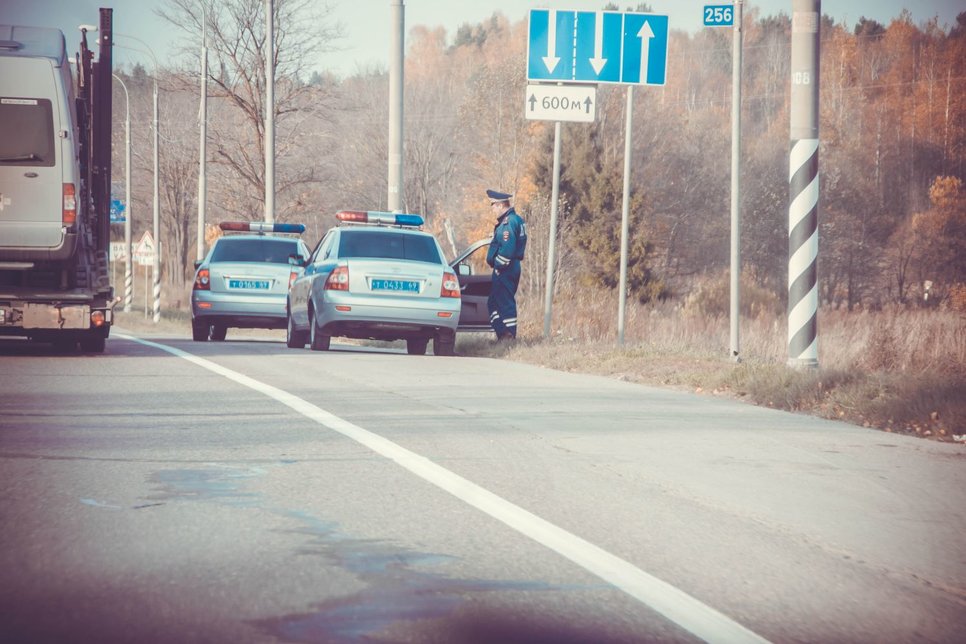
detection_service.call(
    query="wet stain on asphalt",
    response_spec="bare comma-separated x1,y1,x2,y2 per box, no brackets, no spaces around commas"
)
252,508,572,642
145,465,265,506
144,464,577,642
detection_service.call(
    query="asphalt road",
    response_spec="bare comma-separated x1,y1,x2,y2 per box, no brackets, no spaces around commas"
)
1,331,964,643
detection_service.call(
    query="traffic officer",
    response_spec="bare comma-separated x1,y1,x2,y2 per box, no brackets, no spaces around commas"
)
485,189,527,340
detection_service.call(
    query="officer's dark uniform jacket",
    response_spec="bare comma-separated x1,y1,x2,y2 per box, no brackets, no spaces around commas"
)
486,207,527,337
486,208,527,272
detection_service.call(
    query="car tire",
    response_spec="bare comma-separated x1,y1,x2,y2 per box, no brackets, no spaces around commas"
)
406,337,429,355
192,318,210,341
210,324,227,341
286,312,307,349
309,311,330,351
434,330,456,356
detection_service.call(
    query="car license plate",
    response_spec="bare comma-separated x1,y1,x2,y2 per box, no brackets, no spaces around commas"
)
228,279,270,290
371,278,420,293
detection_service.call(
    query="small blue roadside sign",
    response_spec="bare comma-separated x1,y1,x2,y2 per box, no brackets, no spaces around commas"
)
110,199,126,224
527,9,669,86
703,5,735,27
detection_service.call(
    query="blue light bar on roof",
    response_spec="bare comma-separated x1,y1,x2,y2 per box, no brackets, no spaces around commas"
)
335,211,424,227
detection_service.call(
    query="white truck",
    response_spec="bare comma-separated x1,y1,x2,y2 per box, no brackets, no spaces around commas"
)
0,8,115,352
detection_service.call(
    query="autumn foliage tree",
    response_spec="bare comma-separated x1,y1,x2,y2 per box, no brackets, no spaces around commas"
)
114,7,965,313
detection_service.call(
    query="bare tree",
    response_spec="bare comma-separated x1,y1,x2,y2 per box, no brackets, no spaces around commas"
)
157,0,343,218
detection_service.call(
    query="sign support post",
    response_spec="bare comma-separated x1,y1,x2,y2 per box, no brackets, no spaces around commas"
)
729,0,744,362
543,120,562,338
617,86,633,346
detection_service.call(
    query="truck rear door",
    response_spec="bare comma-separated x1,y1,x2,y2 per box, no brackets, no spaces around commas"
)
0,57,64,251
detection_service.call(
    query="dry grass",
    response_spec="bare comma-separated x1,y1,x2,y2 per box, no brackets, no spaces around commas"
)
458,286,966,442
113,291,966,441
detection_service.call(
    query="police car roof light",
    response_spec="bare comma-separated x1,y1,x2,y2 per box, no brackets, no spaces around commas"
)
219,221,305,234
335,211,424,227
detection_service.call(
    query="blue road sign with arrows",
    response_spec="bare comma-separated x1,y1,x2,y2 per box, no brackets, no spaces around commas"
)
527,9,669,86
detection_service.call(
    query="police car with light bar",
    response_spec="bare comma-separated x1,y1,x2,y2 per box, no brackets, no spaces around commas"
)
191,221,310,341
286,211,461,355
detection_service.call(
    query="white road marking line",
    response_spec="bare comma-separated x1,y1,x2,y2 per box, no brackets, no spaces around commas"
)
118,334,770,644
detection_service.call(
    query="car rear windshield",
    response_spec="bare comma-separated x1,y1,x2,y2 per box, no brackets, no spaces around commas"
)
210,238,298,264
0,98,55,167
338,230,442,264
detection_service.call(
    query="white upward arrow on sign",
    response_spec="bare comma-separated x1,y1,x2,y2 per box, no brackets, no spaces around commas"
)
590,11,607,76
637,20,654,83
543,9,560,73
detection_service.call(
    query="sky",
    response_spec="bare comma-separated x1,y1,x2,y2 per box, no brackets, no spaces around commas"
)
1,0,962,77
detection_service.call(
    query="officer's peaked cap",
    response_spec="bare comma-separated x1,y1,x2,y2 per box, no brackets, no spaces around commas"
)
486,189,512,202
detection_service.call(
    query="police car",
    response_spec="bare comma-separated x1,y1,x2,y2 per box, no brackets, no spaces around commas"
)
286,211,461,355
191,221,310,341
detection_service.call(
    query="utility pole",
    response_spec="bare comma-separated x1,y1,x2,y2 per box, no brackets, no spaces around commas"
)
264,0,275,224
112,74,132,313
197,1,208,260
388,0,404,212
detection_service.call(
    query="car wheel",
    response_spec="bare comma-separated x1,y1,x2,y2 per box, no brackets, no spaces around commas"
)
210,324,227,341
286,311,306,349
406,337,429,355
309,311,330,351
191,318,210,341
434,330,456,356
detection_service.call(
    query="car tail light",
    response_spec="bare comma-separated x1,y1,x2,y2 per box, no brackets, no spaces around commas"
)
288,271,298,289
325,266,349,291
194,268,210,290
90,310,106,327
440,272,460,298
63,184,76,225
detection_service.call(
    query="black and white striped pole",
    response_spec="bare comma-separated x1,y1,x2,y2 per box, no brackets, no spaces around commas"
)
787,0,820,368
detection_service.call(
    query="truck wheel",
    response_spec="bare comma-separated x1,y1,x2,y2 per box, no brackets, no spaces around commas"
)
406,337,429,355
192,318,210,341
434,331,456,356
52,338,77,354
79,332,106,353
210,324,227,341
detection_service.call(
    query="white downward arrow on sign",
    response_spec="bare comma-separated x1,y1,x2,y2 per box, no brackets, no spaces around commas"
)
543,9,560,73
637,20,654,83
590,11,607,75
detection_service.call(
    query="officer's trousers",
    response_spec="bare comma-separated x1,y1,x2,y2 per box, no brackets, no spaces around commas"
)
488,261,521,338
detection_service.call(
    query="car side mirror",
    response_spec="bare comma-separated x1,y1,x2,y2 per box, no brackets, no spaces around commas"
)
194,260,203,270
457,263,471,277
289,254,306,267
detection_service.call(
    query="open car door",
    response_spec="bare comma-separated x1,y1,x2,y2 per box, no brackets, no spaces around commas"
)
450,239,492,331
